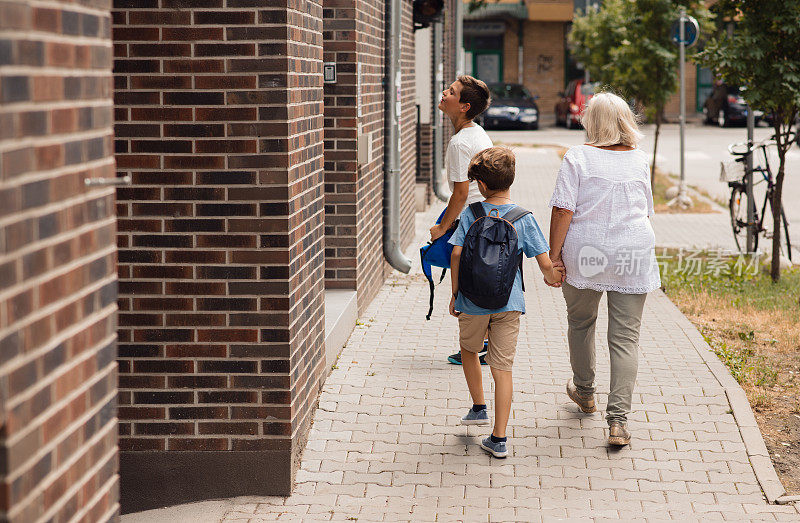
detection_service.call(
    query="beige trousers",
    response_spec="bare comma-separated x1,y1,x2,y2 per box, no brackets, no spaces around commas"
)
562,281,647,425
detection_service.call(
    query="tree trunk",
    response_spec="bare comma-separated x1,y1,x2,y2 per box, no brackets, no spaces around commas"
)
770,126,789,282
651,110,662,186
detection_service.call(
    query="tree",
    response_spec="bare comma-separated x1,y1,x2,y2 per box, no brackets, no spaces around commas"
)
697,0,800,282
569,0,711,184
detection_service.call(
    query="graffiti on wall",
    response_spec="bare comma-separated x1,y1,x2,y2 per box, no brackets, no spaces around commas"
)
537,54,554,74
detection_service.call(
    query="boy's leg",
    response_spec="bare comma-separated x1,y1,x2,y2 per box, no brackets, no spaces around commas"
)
562,282,603,395
490,366,512,438
458,313,490,405
483,311,521,438
605,291,647,426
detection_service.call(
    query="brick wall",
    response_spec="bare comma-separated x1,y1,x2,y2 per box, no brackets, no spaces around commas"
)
417,123,433,188
0,1,119,522
518,21,566,124
352,0,387,311
503,21,520,84
112,0,326,511
397,0,417,252
322,0,358,289
440,0,457,155
664,61,698,119
324,0,418,313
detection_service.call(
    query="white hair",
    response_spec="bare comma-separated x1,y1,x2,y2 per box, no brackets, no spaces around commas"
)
582,92,643,147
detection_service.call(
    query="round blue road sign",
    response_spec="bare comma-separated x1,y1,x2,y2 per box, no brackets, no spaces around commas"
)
671,15,699,47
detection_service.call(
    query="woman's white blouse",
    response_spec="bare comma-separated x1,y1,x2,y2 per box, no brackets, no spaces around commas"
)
549,144,662,294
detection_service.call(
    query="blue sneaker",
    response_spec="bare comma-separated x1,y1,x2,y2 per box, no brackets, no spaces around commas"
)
460,408,490,425
480,436,508,458
447,352,487,365
447,340,489,365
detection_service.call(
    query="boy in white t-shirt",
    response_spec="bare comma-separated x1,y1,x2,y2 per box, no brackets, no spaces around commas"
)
431,75,493,365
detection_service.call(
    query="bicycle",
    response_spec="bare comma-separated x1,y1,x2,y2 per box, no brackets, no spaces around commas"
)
720,134,793,261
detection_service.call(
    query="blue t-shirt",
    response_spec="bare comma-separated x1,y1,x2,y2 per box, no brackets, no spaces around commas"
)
448,202,549,315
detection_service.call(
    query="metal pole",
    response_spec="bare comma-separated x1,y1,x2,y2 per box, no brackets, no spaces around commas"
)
746,103,756,253
678,9,687,204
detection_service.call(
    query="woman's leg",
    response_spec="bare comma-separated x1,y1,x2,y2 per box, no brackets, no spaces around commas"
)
605,291,647,425
562,282,603,394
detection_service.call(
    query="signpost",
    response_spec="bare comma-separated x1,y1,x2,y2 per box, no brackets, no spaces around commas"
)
667,10,699,209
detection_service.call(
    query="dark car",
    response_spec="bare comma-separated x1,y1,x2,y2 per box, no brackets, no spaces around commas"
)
703,84,763,127
480,83,540,130
555,79,597,129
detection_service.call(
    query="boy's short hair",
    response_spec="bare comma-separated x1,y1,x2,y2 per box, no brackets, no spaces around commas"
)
468,147,515,191
457,75,491,120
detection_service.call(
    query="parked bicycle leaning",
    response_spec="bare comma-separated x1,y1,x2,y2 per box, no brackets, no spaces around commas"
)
720,133,794,260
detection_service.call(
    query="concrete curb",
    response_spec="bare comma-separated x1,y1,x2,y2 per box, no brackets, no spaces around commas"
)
120,499,234,522
656,290,791,505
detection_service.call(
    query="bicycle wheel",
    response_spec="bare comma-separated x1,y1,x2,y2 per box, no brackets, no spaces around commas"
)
729,184,758,253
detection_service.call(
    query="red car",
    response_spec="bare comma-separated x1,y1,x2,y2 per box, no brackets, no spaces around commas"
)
555,80,597,129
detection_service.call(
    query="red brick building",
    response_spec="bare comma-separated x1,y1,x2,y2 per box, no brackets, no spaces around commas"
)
0,1,119,521
1,0,459,518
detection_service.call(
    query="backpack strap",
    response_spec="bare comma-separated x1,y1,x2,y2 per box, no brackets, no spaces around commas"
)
469,202,486,220
501,206,530,292
425,268,448,321
502,206,531,223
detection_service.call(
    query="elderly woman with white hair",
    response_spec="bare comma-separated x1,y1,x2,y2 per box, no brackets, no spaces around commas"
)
547,92,661,446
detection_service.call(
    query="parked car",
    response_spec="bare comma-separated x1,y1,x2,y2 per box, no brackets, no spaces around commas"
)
703,84,763,127
555,79,597,129
480,83,540,130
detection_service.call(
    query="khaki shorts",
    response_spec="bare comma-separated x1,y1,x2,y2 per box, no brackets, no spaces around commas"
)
458,311,522,372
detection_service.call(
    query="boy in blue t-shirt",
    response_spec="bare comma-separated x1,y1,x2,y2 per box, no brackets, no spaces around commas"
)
448,146,564,458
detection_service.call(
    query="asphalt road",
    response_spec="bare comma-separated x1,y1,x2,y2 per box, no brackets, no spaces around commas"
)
488,122,800,255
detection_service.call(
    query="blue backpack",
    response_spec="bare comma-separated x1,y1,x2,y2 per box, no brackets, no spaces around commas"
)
459,203,531,310
420,210,458,320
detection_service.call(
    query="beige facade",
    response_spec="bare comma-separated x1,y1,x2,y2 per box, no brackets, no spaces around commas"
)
464,0,572,124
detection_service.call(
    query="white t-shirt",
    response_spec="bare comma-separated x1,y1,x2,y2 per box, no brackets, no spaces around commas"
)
549,144,661,294
445,124,493,205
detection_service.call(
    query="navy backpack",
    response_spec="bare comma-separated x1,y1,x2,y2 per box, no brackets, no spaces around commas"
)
458,203,531,310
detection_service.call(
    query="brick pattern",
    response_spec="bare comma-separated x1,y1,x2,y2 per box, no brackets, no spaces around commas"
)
0,1,119,522
397,0,417,247
504,21,566,124
112,0,325,470
440,0,457,152
664,61,698,119
322,0,359,290
417,122,433,188
324,0,418,312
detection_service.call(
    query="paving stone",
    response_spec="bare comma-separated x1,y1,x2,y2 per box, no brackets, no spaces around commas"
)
221,148,785,522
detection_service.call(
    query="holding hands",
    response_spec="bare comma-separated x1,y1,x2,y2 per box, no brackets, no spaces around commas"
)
544,257,566,288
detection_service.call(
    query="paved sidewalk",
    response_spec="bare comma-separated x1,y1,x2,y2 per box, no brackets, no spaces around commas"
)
213,148,799,521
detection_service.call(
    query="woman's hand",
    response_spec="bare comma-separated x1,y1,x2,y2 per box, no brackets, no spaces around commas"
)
449,295,460,317
544,258,566,288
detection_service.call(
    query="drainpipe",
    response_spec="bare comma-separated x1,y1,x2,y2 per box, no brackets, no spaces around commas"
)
431,21,448,202
384,0,412,273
